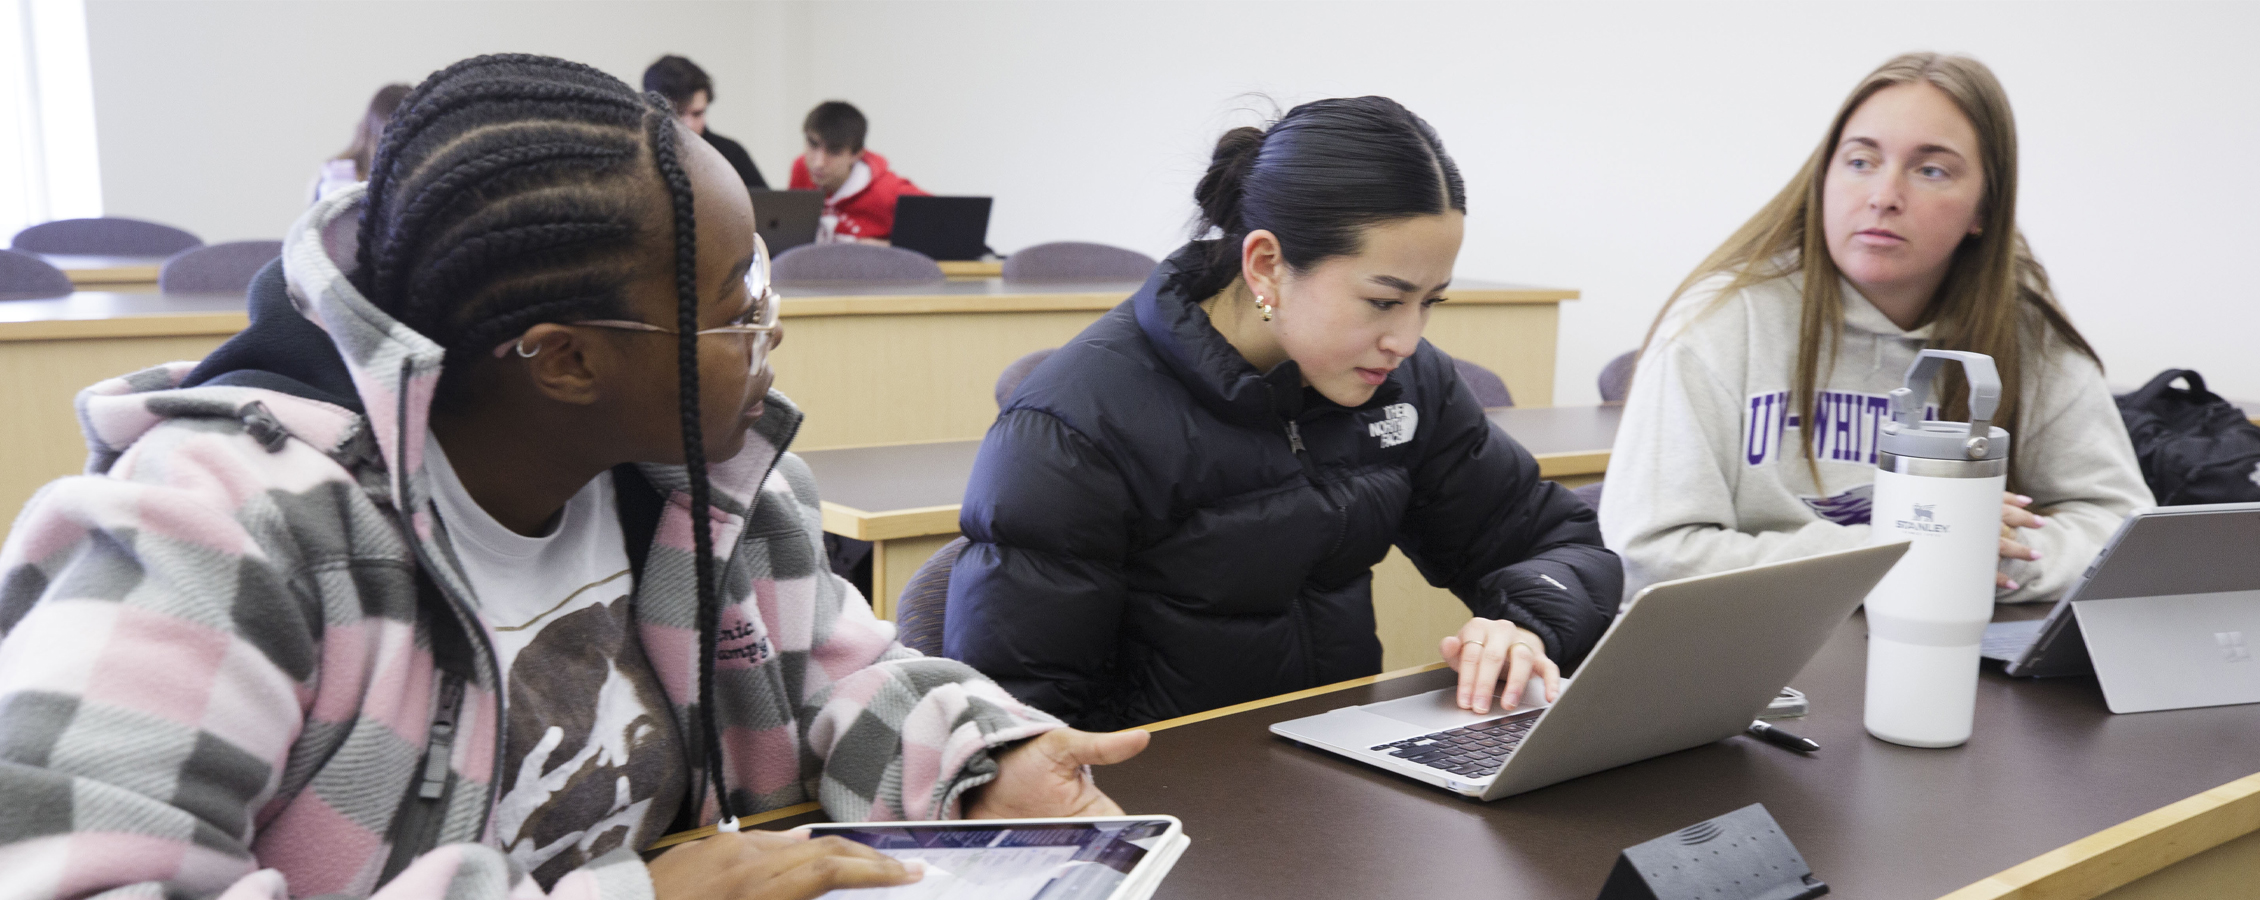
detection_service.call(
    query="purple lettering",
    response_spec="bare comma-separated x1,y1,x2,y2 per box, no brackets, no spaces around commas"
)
1747,394,1774,465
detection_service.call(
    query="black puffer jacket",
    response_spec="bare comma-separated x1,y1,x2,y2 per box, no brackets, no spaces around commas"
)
945,244,1622,731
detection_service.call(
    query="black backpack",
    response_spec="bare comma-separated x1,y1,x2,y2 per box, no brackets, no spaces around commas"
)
2114,370,2260,505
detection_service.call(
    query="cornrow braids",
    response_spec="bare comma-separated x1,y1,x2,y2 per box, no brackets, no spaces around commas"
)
356,54,736,821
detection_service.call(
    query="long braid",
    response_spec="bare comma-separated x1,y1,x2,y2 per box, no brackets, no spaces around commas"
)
645,92,730,822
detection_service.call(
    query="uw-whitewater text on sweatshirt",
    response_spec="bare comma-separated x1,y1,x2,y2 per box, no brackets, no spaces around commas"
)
1598,269,2153,604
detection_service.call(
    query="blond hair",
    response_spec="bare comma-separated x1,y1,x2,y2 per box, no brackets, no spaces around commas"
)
1641,52,2097,490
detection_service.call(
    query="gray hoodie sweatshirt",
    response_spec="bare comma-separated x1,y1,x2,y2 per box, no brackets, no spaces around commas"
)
1598,270,2153,604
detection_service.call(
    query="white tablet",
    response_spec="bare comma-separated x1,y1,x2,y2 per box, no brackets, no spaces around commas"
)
807,815,1189,900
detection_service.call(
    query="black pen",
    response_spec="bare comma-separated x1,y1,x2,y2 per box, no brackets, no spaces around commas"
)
1747,720,1821,753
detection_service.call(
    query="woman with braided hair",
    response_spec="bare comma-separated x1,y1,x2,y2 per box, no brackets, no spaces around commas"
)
0,54,1141,899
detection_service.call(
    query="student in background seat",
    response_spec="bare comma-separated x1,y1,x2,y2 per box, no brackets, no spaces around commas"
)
789,100,929,244
311,82,408,202
643,54,770,190
947,97,1621,733
0,54,1141,900
1600,52,2151,605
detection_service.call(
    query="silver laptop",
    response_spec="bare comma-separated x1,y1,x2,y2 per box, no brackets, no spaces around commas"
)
1983,502,2260,713
1271,541,1910,800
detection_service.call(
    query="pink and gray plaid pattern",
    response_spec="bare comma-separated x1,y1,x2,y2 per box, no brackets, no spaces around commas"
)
0,187,1058,899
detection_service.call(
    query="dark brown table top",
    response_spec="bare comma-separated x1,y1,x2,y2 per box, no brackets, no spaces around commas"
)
754,603,2260,898
1488,403,1624,458
1097,605,2260,899
800,440,984,512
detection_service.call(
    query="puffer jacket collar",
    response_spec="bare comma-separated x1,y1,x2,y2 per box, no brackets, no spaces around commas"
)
1133,241,1403,427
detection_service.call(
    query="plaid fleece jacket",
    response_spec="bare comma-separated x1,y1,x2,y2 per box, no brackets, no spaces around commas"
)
0,187,1060,899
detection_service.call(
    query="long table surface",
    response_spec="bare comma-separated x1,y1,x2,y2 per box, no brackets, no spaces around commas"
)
801,404,1623,535
38,253,169,285
762,604,2260,899
0,279,1577,337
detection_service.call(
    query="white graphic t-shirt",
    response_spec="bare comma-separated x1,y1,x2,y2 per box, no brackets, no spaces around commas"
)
424,435,685,885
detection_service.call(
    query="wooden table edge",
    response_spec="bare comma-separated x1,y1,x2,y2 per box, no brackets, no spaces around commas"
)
1535,450,1611,479
0,311,250,341
1937,768,2260,900
63,266,162,285
820,501,961,542
1135,660,1451,733
776,286,1574,318
644,661,1449,853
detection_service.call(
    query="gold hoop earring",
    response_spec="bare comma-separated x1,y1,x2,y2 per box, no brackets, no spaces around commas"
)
1254,294,1274,322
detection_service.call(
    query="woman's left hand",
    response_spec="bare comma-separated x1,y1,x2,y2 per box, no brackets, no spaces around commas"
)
1998,491,2047,591
965,728,1150,819
1440,618,1560,714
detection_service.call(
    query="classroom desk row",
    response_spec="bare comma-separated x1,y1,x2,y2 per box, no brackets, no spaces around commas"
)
35,254,994,287
803,404,1623,669
0,278,1574,549
709,600,2260,899
33,253,169,290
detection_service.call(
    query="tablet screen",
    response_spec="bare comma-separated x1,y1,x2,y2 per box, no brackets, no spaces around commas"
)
813,819,1172,900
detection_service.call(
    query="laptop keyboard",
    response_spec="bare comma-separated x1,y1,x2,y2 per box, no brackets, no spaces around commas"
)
1982,620,2045,660
1370,714,1537,779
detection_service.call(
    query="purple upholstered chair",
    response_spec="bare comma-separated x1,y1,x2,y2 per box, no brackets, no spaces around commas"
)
1001,242,1157,282
1598,350,1638,403
773,243,944,284
0,249,76,298
995,347,1059,409
12,217,203,256
1454,358,1514,408
159,241,283,294
895,536,971,656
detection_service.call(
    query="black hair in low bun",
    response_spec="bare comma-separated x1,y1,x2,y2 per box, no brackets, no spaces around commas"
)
1182,96,1465,300
1194,126,1266,242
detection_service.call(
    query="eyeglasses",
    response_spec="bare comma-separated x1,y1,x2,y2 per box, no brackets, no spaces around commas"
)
492,234,781,376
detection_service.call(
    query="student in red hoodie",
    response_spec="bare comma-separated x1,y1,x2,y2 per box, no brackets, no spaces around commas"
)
788,101,930,243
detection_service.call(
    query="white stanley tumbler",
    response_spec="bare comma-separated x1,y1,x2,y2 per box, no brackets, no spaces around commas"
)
1864,349,2009,748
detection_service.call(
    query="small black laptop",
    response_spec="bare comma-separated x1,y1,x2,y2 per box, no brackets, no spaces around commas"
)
891,195,992,261
748,189,824,253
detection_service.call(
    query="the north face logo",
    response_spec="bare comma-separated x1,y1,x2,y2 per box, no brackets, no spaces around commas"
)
1369,403,1418,448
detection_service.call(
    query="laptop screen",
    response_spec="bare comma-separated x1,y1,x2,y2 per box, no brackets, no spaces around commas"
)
892,195,993,261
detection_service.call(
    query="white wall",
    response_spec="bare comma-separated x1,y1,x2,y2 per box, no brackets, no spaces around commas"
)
84,0,2260,404
788,0,2260,405
83,0,810,242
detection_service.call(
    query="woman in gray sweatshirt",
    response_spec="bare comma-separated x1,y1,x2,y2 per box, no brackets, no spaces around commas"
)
1600,52,2152,605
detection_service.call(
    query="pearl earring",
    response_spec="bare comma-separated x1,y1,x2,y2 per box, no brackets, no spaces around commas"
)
1254,293,1274,322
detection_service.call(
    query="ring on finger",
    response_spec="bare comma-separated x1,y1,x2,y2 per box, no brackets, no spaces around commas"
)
1463,639,1486,648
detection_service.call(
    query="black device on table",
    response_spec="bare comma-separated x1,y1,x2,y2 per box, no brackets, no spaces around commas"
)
890,195,993,261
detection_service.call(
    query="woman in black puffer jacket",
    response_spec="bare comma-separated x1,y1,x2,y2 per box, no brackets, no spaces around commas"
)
946,97,1622,732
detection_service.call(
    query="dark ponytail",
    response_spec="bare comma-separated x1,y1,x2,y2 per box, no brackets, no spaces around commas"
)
1182,96,1466,300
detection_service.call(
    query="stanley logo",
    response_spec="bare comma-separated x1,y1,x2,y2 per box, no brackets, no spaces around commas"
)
1894,503,1950,534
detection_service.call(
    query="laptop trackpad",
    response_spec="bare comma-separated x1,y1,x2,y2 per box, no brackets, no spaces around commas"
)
1363,681,1552,731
